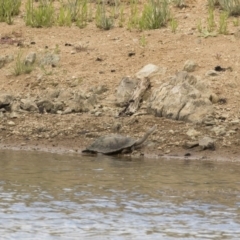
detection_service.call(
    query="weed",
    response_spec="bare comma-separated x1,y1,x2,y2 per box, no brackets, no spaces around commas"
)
0,0,21,24
12,52,34,76
139,0,170,30
218,11,228,34
76,0,88,28
25,0,55,28
95,1,114,30
170,17,178,33
219,0,240,16
57,5,72,26
197,19,203,33
127,0,139,30
140,34,147,47
207,8,215,32
118,4,125,27
172,0,186,8
233,17,240,26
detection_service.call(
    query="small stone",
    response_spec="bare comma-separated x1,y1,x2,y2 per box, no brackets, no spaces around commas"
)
186,129,201,138
7,121,15,126
199,136,215,150
183,141,199,149
25,52,36,66
183,60,197,72
205,70,219,76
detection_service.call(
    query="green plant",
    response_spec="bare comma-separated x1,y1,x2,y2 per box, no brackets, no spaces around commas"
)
25,0,55,27
76,0,88,28
0,0,21,24
218,11,228,34
57,5,72,26
12,52,34,76
118,4,125,27
95,1,114,30
127,0,139,30
207,8,215,32
170,17,178,33
233,17,240,26
140,34,147,47
197,19,203,33
219,0,240,16
207,0,220,8
138,0,170,30
172,0,186,8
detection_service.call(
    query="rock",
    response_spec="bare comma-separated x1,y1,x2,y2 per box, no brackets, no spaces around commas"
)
205,70,219,76
25,52,36,66
183,141,199,149
20,99,39,112
210,93,219,103
0,93,14,109
37,99,54,113
186,128,201,138
39,53,60,66
147,71,214,123
0,55,14,68
115,77,138,106
183,60,197,72
7,121,15,126
211,126,226,136
199,136,215,150
135,63,166,80
91,85,108,95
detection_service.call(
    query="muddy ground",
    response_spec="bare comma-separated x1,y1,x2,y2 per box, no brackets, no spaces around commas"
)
0,0,240,161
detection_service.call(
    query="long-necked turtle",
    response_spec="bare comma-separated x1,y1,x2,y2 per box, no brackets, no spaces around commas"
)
82,125,156,155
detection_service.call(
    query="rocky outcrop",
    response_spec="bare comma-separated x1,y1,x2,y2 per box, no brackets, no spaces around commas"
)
147,71,214,123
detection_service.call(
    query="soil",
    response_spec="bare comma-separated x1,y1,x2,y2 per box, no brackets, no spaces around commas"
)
0,0,240,161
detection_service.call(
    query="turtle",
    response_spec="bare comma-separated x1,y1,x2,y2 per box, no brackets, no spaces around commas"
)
82,125,156,155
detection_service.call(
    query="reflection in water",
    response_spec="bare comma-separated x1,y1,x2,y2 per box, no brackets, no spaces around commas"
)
0,150,240,239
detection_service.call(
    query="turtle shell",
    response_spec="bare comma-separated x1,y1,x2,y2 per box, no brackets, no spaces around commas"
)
83,134,136,154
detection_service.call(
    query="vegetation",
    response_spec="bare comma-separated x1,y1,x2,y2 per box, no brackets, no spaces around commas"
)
12,52,34,76
0,0,21,24
208,0,240,16
25,0,55,27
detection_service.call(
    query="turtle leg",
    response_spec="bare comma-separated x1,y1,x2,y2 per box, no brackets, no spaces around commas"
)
121,147,132,154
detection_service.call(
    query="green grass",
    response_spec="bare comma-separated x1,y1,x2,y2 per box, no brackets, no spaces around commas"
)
0,0,21,24
25,0,55,27
139,0,170,30
12,52,34,76
95,1,114,30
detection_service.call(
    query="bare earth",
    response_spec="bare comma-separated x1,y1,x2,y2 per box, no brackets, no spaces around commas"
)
0,0,240,161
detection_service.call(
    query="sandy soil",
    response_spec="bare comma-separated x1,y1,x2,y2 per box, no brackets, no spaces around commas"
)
0,0,240,160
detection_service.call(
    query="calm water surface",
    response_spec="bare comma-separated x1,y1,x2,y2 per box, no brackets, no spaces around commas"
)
0,150,240,239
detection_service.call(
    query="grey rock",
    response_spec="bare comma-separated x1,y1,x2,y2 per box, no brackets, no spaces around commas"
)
37,99,54,113
116,76,138,106
183,141,199,149
199,136,215,150
91,85,108,95
39,53,60,66
25,52,36,66
205,70,219,76
20,99,39,112
4,55,14,63
183,60,197,72
186,128,201,138
211,126,226,136
135,63,166,80
147,71,214,123
0,93,14,108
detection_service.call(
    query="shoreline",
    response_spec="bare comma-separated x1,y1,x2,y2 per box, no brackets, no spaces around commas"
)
1,135,239,162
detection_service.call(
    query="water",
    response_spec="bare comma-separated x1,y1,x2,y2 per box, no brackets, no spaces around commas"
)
0,150,240,239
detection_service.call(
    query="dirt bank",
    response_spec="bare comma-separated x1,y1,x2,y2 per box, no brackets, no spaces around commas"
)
0,1,240,160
